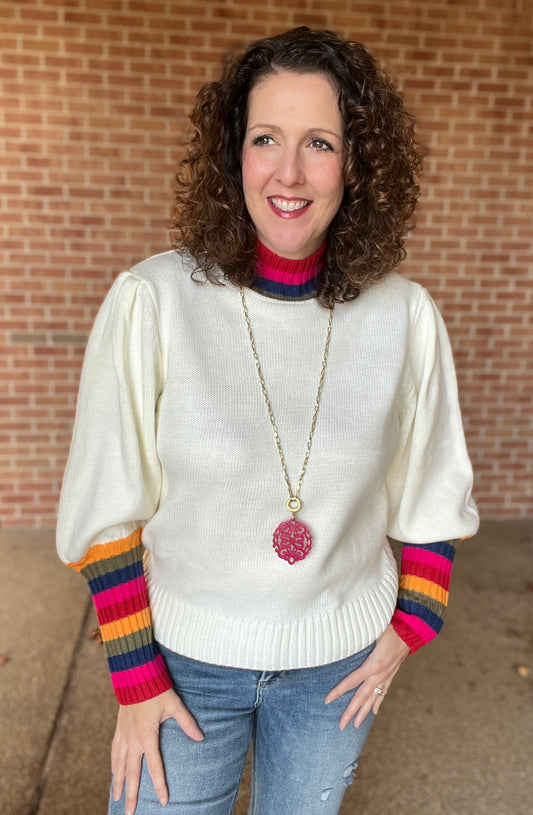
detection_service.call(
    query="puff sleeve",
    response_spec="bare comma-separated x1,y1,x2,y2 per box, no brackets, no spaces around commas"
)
56,272,172,704
386,286,479,544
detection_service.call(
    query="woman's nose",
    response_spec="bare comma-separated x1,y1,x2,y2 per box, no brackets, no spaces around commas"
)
275,147,305,186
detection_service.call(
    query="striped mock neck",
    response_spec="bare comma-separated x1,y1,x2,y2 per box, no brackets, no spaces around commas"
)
250,241,326,301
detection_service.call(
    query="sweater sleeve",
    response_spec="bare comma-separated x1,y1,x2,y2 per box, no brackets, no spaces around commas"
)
57,272,172,704
386,287,479,543
391,539,456,653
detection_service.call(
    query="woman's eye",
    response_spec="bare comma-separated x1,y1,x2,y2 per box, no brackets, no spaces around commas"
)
252,135,275,146
310,138,334,151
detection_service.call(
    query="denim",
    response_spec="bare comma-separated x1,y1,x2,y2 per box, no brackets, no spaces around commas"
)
108,642,376,815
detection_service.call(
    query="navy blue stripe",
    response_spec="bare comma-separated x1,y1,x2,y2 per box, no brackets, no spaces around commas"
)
252,275,316,297
107,642,162,674
87,561,143,595
406,541,456,562
396,599,444,634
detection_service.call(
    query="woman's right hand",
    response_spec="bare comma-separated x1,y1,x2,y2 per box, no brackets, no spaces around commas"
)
111,687,204,815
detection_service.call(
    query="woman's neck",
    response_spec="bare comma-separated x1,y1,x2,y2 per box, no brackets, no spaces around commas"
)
251,241,326,301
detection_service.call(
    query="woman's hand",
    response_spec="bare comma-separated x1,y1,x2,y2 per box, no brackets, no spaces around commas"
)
325,625,410,730
111,688,204,815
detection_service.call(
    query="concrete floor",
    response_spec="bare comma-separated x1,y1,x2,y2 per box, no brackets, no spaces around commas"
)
0,520,532,815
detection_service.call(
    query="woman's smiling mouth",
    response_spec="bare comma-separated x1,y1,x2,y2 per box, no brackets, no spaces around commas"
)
268,197,312,217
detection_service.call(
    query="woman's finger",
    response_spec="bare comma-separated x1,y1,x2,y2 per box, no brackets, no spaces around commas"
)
123,750,143,815
169,696,204,742
142,731,169,807
111,732,127,802
325,667,364,705
326,627,410,721
338,679,377,729
330,662,396,728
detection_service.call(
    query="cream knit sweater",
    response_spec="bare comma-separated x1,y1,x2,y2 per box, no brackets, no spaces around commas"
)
57,250,479,671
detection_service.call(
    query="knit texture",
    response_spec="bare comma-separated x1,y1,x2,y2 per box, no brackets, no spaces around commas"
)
57,250,478,689
68,528,172,704
251,240,325,300
391,540,456,653
252,244,461,655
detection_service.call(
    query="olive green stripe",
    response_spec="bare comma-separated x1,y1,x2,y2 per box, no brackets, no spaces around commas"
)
397,588,447,619
103,625,154,659
80,543,144,581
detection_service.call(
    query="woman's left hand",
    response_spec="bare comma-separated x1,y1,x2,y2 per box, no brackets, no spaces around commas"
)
325,625,410,730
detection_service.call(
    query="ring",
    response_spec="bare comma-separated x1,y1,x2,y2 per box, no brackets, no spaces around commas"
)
373,686,385,697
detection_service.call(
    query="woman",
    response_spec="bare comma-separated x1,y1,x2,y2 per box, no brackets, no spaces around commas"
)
57,27,479,815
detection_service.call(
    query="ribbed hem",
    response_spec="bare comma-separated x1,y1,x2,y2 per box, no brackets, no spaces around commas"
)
148,569,399,671
112,653,173,705
391,609,437,654
71,529,173,705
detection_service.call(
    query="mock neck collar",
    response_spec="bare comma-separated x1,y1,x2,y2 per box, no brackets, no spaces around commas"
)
250,241,326,301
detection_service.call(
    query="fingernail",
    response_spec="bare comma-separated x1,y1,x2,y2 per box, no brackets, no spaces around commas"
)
159,797,167,806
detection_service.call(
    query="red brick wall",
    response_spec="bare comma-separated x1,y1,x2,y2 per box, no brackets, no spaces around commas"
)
1,0,532,527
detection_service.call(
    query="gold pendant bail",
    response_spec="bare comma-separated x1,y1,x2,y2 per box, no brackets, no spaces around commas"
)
287,496,301,515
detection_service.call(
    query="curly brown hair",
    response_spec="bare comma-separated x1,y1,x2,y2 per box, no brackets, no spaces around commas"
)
172,27,423,307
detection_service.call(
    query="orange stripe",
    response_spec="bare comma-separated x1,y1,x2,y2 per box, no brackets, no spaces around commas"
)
400,574,449,606
67,527,143,572
99,607,152,643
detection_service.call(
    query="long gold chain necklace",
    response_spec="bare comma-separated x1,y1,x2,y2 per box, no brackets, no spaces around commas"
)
240,288,333,564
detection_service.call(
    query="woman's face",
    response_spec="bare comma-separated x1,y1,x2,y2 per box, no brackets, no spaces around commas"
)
242,70,345,259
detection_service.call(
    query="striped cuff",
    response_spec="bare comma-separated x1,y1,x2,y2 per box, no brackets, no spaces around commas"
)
68,528,172,705
391,540,456,654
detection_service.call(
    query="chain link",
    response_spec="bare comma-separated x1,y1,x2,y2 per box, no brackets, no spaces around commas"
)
240,288,333,512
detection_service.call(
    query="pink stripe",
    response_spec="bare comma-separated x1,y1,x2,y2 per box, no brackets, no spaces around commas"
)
92,576,146,611
111,654,167,690
403,548,453,577
256,240,325,284
393,610,436,644
258,262,318,285
401,550,452,589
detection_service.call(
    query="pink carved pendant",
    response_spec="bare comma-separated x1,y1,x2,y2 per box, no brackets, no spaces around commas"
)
273,517,312,564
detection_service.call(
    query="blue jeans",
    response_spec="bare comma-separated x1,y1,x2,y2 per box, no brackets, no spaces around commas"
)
108,642,376,815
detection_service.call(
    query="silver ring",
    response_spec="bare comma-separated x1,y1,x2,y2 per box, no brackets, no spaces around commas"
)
373,686,385,697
